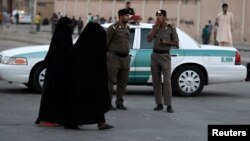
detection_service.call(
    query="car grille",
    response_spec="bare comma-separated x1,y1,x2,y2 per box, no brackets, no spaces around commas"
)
0,55,2,63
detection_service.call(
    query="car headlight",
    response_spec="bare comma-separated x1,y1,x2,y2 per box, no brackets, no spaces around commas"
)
1,56,28,65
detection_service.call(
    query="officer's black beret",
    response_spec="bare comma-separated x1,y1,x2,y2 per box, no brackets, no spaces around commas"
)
118,9,130,16
125,0,131,4
156,9,167,16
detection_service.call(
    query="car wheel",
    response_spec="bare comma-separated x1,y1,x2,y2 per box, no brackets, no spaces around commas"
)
172,66,205,97
32,64,46,93
24,82,34,89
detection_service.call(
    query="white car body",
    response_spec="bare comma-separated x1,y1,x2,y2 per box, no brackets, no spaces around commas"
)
0,45,48,83
11,10,32,24
0,23,247,96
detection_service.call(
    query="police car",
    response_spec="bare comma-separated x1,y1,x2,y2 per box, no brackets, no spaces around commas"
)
0,23,247,96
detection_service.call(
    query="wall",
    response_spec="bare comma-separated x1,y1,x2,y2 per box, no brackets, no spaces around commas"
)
54,0,250,43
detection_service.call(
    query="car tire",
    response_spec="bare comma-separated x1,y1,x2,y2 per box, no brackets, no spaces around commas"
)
31,64,46,94
24,82,34,90
172,66,205,97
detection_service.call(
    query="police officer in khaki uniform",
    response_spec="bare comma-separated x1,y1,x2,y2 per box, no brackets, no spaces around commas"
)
147,10,179,113
106,9,131,110
125,0,135,15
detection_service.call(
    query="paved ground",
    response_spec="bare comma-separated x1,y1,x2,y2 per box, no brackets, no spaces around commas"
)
0,81,250,141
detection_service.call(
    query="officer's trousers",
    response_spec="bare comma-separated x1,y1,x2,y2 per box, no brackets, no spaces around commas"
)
151,53,172,106
107,53,130,106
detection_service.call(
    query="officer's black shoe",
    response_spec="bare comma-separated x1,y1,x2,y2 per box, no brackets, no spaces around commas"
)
110,105,117,110
154,104,163,111
166,106,174,113
116,105,127,110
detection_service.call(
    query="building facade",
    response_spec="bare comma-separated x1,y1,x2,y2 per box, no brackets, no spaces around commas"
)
0,0,54,22
54,0,250,43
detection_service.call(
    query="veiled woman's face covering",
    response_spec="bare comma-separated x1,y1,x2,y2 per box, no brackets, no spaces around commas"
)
75,22,106,52
55,17,73,35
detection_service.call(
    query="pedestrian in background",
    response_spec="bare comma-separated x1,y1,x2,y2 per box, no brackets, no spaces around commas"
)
15,11,19,24
125,0,135,15
71,16,77,35
3,11,10,28
77,17,84,35
202,25,210,44
100,17,107,24
147,9,179,113
106,9,131,110
246,62,250,82
57,12,62,19
35,13,42,32
50,13,59,35
147,17,155,24
213,21,219,45
207,20,213,44
87,13,93,23
0,11,2,26
94,14,101,24
216,3,234,46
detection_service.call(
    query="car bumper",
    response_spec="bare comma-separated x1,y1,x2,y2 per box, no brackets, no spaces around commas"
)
208,65,247,84
0,64,31,83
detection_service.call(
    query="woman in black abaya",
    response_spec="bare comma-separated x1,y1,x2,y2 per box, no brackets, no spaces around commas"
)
35,17,73,126
67,22,113,130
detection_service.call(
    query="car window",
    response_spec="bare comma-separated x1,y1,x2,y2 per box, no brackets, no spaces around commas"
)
129,28,135,49
177,29,200,48
140,28,153,49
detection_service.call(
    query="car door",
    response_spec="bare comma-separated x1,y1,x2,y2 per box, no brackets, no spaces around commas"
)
134,28,184,83
128,27,138,82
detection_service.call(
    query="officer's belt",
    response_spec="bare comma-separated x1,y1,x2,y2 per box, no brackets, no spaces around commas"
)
153,49,170,54
110,52,129,57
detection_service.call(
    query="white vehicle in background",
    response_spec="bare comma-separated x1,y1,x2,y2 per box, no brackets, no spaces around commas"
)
0,23,247,96
11,10,32,24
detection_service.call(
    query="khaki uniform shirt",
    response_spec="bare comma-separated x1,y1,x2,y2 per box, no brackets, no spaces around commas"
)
153,24,179,51
106,22,130,55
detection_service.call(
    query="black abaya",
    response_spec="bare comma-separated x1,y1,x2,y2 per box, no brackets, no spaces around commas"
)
67,22,111,125
35,17,73,125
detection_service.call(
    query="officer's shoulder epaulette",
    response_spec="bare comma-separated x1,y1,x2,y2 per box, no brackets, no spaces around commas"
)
112,23,119,30
167,24,175,29
126,24,130,30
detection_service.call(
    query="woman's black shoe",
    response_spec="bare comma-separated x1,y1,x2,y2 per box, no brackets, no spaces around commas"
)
98,124,114,130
